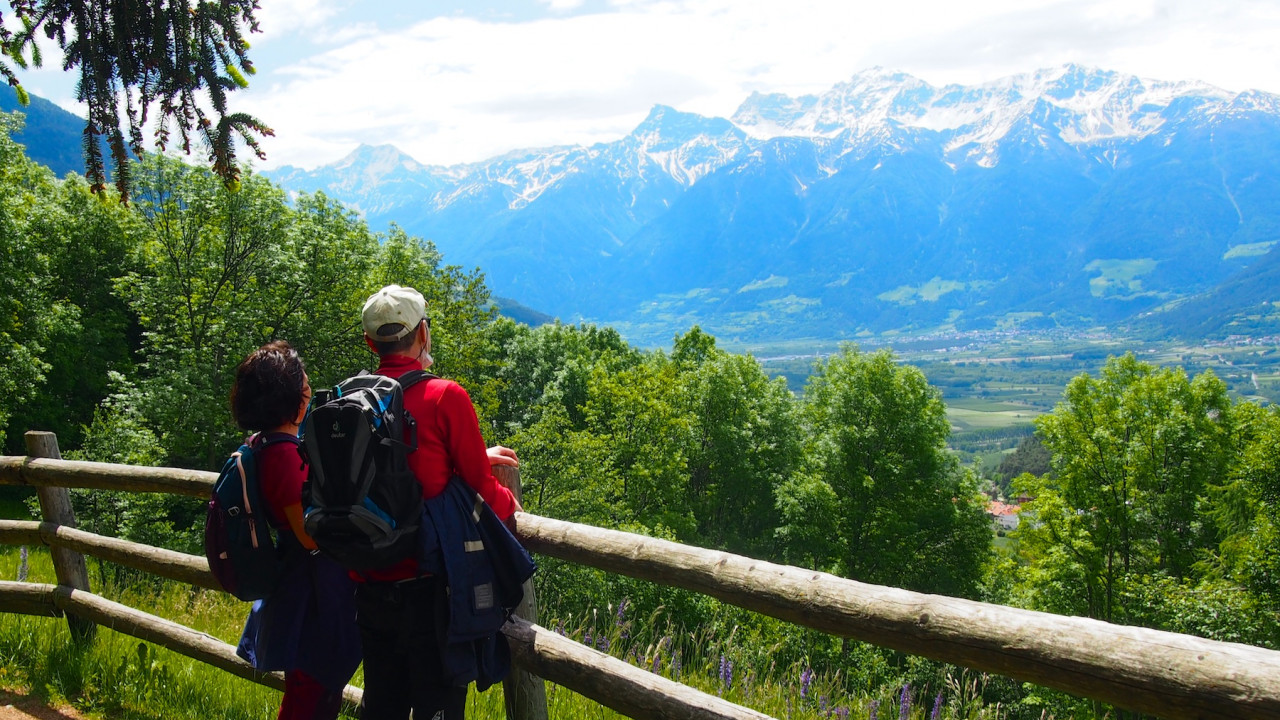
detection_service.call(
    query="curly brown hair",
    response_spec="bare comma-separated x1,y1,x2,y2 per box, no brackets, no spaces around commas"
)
230,341,307,432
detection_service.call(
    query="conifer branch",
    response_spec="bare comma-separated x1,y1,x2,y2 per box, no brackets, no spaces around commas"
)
0,0,270,202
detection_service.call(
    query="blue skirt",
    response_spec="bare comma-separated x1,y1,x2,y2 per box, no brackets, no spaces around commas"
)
236,553,362,692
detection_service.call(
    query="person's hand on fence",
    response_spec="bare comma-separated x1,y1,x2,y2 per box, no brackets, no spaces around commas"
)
487,445,519,467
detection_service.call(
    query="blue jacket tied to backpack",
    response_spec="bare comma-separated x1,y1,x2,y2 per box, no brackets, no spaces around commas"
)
417,476,537,689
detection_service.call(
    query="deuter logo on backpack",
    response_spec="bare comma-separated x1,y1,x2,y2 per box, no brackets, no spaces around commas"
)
301,370,433,570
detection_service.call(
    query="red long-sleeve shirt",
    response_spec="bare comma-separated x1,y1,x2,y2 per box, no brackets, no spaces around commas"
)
360,354,517,581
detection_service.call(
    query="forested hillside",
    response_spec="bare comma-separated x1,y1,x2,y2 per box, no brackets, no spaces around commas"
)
3,110,1279,719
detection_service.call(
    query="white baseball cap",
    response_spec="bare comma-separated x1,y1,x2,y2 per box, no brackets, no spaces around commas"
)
362,285,427,341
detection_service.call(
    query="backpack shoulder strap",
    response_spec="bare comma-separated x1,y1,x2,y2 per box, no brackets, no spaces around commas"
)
398,370,439,391
255,432,301,449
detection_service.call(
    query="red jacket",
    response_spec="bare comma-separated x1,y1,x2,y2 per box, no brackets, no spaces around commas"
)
361,354,517,581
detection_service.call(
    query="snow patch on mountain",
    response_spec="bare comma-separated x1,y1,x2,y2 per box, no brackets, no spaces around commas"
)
730,64,1264,167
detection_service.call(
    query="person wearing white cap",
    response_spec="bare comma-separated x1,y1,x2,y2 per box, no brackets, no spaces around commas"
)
352,284,521,720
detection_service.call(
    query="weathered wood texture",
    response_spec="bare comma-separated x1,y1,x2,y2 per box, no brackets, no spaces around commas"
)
6,449,1280,718
0,581,60,617
503,617,772,720
0,582,365,714
515,513,1280,720
492,465,549,720
0,455,215,498
0,520,218,590
26,433,95,640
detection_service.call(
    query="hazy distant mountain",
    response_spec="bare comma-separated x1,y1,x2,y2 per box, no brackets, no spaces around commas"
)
265,65,1280,343
0,85,91,178
1133,245,1280,339
0,85,126,181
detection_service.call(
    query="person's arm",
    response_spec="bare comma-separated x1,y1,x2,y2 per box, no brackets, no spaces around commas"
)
259,444,319,550
281,503,318,551
436,383,520,518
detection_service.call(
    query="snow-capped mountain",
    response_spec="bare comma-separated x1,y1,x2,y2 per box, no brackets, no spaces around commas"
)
265,65,1280,343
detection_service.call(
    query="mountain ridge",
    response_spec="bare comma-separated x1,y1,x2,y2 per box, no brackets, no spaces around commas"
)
5,67,1276,345
262,64,1280,344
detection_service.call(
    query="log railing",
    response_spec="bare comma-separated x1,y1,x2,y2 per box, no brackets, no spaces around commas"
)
3,431,1280,719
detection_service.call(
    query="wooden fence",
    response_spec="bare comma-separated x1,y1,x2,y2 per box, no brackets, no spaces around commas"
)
2,430,1280,720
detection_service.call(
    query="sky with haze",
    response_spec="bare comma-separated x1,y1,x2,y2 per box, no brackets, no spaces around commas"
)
10,0,1280,170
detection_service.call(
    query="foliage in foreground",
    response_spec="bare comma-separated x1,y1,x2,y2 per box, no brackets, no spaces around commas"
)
0,547,1029,720
4,115,1280,719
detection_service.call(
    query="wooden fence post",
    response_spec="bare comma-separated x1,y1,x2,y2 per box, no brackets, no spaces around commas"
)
25,431,96,641
492,464,549,720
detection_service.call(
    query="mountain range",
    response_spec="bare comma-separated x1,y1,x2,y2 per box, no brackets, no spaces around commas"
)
265,65,1280,345
7,67,1279,345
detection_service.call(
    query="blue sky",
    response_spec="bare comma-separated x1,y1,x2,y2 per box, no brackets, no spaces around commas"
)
11,0,1280,170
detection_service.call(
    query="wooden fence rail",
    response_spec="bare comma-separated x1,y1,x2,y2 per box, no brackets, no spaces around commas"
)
5,447,1280,719
0,522,768,720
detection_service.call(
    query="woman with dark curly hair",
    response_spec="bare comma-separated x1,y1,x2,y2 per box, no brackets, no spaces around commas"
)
230,341,361,720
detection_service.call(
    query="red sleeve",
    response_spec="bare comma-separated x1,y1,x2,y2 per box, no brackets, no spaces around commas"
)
435,382,518,519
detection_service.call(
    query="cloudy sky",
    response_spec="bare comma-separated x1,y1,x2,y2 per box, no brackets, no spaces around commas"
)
12,0,1280,170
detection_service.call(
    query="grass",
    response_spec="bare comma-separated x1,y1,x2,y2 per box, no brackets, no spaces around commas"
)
1084,258,1158,298
946,407,1040,431
0,543,1030,720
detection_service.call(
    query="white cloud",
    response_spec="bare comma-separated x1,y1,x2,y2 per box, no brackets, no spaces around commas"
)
238,0,1280,170
538,0,588,11
254,0,345,41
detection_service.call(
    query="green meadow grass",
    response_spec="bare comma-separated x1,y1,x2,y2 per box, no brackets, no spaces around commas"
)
0,544,1025,719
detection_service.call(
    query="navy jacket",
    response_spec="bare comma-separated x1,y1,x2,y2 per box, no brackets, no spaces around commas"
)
418,476,537,689
236,551,362,691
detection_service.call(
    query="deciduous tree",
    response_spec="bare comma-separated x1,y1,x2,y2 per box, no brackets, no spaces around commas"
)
784,345,991,596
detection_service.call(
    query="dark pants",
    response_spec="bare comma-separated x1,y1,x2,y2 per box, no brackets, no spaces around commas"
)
355,576,467,720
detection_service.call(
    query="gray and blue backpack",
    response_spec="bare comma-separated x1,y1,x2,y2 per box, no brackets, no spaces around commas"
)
300,370,432,571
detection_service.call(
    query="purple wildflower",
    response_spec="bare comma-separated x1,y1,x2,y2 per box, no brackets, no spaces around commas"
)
930,692,944,720
583,630,593,646
899,683,912,720
800,667,814,700
716,655,733,695
616,597,629,624
819,695,828,715
673,652,682,680
836,708,850,720
868,700,881,720
650,651,661,674
786,696,793,720
596,635,610,653
554,619,565,636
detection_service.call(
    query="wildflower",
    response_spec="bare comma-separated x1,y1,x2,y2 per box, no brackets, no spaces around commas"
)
583,630,593,647
650,651,661,674
719,655,733,691
930,692,944,720
616,597,629,624
554,619,565,636
868,700,881,720
786,696,793,720
800,666,814,700
596,635,610,653
836,708,850,720
899,683,912,720
820,695,828,715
